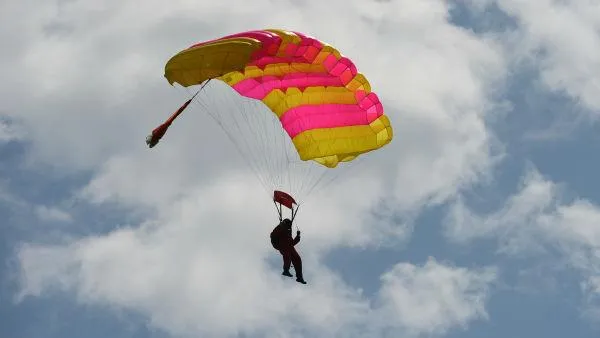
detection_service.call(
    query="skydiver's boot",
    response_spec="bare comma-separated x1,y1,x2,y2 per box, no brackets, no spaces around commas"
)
295,270,306,284
282,270,293,277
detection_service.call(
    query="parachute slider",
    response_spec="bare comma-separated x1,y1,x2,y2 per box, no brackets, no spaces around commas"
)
274,190,296,209
273,190,299,222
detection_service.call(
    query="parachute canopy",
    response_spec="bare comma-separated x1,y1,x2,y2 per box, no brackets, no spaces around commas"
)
163,29,393,168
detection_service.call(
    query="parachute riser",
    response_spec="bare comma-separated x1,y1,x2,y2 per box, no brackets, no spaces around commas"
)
272,200,299,224
274,200,283,222
291,204,300,223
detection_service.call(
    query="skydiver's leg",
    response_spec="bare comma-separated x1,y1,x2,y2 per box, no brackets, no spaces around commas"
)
290,247,305,283
279,247,293,277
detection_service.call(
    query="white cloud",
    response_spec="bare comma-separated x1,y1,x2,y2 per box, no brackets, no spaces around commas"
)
466,0,600,115
0,119,24,143
373,257,497,336
444,166,600,316
353,0,507,212
444,168,559,253
35,205,73,223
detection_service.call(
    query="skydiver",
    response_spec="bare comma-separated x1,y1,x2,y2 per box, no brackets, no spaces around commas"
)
270,218,306,284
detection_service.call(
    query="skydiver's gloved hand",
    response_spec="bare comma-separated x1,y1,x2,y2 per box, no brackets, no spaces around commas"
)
297,230,301,236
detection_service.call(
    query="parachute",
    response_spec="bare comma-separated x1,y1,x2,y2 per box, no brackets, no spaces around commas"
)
148,29,393,215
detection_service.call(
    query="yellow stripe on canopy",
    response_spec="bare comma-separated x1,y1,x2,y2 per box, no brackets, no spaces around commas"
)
292,115,393,167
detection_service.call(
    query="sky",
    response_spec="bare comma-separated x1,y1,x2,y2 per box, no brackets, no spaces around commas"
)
1,0,600,337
